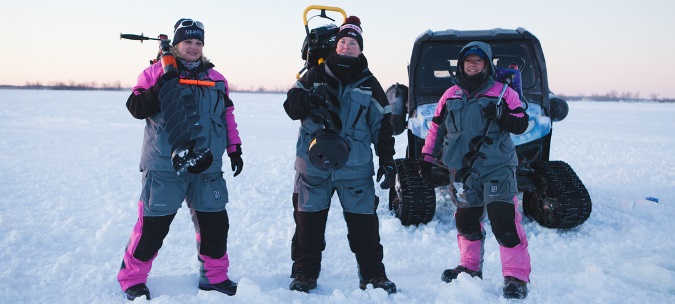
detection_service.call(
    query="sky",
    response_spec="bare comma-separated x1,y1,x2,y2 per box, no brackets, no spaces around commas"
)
3,0,675,98
1,89,674,303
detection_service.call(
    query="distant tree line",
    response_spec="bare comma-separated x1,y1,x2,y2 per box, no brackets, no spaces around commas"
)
558,90,674,103
2,82,674,101
1,81,127,91
227,84,289,93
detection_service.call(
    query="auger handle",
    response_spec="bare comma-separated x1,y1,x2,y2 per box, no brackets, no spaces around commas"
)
302,5,347,36
120,33,161,42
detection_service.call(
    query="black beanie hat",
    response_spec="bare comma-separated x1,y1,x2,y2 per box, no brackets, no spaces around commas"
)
336,16,363,50
172,18,205,46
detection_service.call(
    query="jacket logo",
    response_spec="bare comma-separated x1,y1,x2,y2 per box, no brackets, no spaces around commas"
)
214,190,221,200
490,185,498,196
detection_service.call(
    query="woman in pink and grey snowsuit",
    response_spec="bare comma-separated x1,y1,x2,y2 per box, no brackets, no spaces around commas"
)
117,18,242,300
418,41,531,299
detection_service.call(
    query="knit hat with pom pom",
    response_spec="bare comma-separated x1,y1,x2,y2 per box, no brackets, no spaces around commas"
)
336,16,363,50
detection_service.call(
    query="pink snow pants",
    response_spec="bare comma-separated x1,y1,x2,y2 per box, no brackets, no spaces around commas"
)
117,201,230,291
456,196,531,282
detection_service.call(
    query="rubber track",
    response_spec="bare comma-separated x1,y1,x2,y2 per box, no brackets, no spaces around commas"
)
526,160,592,228
389,159,436,226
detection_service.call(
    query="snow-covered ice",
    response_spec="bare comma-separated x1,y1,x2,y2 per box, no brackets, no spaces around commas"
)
0,89,673,303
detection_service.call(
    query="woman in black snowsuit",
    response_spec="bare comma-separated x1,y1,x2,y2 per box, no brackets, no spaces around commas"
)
283,16,397,294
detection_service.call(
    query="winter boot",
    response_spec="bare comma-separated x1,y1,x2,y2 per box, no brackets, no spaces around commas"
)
289,275,317,293
441,265,483,283
124,283,150,301
359,275,397,294
199,279,237,296
503,276,528,299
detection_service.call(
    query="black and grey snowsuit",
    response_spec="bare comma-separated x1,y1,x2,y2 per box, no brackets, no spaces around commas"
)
283,52,395,282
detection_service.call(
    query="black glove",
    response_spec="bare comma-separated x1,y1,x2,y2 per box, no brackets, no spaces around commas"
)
418,159,433,181
161,68,179,84
228,145,243,177
307,84,333,109
482,101,502,120
376,158,396,189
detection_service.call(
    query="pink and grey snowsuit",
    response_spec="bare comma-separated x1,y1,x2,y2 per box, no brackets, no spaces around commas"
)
421,41,531,282
117,60,241,291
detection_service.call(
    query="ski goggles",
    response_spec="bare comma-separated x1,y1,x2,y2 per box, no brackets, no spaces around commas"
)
175,19,204,32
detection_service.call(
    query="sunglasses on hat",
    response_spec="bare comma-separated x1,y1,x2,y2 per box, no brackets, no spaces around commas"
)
175,19,204,32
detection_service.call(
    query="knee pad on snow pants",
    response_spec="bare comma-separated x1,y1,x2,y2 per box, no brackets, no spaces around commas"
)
195,210,230,259
455,206,484,241
291,193,329,278
487,202,520,248
134,213,176,262
344,211,385,280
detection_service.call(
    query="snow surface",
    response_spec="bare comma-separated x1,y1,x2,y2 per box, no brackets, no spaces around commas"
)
0,89,674,303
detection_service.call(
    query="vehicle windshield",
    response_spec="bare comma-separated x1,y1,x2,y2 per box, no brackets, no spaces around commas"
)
416,42,538,92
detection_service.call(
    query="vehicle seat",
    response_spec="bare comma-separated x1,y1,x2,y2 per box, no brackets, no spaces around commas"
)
432,60,453,78
425,59,454,89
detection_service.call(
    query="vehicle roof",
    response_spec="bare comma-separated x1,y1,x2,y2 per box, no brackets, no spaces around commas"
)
414,27,539,44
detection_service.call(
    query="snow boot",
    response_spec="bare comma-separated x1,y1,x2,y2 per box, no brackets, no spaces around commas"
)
503,276,528,299
441,265,483,283
199,279,237,296
125,283,150,301
359,275,397,294
289,275,317,293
